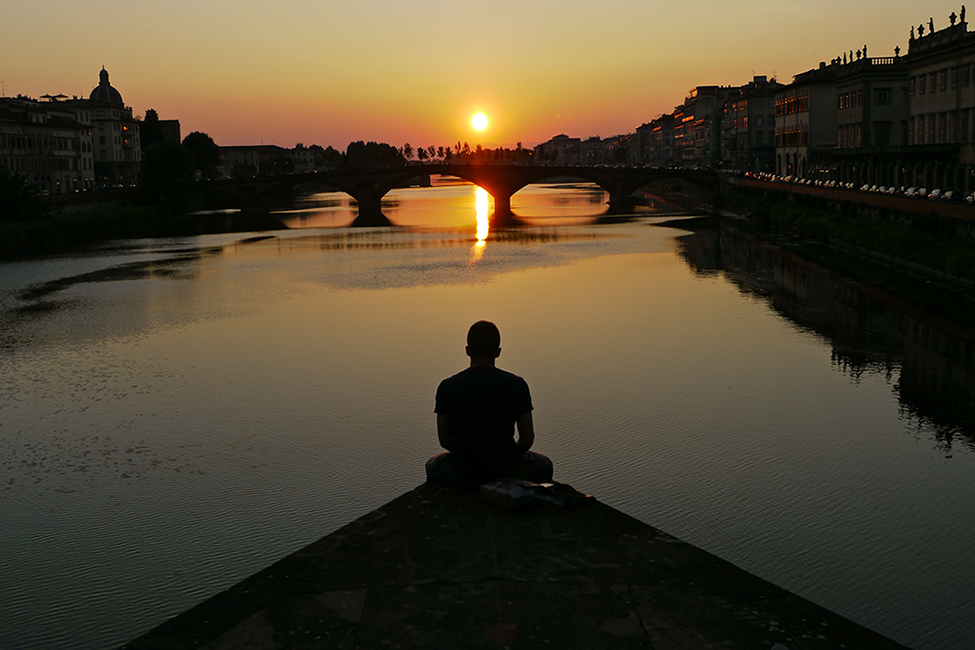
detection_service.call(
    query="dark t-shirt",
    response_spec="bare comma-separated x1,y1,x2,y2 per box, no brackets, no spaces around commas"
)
435,366,533,479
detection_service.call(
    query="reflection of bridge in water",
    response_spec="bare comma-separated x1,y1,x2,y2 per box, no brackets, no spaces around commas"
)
200,164,718,226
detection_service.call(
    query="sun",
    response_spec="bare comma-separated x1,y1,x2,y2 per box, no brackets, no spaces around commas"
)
471,113,488,131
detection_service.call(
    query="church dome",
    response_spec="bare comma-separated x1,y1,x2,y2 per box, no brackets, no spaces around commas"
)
89,67,124,106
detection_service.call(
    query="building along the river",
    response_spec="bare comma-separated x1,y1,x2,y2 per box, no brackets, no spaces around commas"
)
775,63,839,180
903,10,975,191
832,52,910,187
0,94,95,194
87,68,141,188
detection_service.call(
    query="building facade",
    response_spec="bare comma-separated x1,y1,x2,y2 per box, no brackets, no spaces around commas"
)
220,145,292,176
533,135,581,165
903,12,975,190
831,53,910,187
775,64,838,179
0,95,95,193
674,86,739,167
88,68,141,186
641,115,675,167
722,76,782,173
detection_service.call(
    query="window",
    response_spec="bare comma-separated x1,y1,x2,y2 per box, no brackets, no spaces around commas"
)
965,65,972,86
919,75,926,94
876,89,891,104
951,68,958,88
930,74,937,93
940,70,948,91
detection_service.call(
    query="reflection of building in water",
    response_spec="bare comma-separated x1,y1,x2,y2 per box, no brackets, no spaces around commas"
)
678,224,975,453
899,319,975,451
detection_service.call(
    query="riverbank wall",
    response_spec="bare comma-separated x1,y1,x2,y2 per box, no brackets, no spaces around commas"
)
715,176,975,289
120,483,911,649
731,177,975,226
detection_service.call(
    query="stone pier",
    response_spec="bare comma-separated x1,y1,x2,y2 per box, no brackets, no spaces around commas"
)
120,483,910,649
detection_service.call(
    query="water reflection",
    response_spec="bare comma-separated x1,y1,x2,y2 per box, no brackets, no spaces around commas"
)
678,223,975,456
470,187,489,263
281,178,610,229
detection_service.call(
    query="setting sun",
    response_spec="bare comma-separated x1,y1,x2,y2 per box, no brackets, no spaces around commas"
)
471,112,488,131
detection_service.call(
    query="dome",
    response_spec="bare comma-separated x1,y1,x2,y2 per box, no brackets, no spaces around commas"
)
89,67,124,106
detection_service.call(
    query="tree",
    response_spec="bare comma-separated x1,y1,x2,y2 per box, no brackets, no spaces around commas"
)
320,146,342,168
427,145,436,160
182,131,221,179
0,167,48,222
345,141,405,167
403,143,414,160
141,140,196,213
437,146,445,160
417,147,428,161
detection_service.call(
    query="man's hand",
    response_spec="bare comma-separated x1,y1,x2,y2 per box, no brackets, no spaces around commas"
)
437,413,455,451
516,411,535,453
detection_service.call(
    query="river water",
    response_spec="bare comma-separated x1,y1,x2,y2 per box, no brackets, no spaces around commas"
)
1,179,974,649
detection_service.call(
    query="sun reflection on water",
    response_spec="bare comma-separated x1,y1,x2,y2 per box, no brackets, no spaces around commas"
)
470,187,490,263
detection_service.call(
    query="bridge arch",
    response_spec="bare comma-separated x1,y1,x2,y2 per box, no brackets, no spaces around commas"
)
200,165,718,226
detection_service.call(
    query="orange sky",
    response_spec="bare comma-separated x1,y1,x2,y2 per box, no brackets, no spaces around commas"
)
1,1,950,150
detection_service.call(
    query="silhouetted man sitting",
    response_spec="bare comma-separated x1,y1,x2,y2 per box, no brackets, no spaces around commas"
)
426,320,554,490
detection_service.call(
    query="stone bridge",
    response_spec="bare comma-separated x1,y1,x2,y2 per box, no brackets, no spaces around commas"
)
200,164,719,226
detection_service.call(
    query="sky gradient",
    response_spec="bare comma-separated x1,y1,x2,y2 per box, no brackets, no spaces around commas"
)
3,1,944,149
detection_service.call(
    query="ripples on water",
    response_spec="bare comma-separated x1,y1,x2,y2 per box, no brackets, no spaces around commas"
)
1,183,974,649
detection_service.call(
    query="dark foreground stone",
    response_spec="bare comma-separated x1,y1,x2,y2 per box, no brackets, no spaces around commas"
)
121,483,910,649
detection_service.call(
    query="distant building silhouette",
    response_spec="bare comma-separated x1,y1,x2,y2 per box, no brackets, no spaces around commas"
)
87,68,141,187
724,76,784,173
775,64,838,178
0,95,95,193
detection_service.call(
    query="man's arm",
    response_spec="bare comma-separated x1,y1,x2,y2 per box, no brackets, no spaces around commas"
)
515,411,534,453
437,413,455,451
